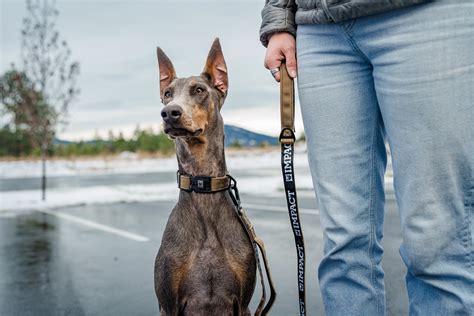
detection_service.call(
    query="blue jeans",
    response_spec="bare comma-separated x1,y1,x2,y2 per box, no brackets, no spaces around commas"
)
296,1,474,315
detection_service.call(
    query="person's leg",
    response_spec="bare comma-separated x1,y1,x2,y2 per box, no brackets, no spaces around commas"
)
297,23,387,315
353,1,474,314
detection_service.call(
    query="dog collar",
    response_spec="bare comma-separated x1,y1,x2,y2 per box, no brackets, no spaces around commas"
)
177,171,231,193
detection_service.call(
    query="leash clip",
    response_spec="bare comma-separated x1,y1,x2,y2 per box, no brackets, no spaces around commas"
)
279,128,296,145
227,175,242,209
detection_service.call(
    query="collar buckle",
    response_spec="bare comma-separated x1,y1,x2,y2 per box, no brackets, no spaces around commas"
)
190,175,212,193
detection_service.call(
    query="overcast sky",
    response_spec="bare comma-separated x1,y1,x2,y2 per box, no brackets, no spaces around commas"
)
0,0,303,140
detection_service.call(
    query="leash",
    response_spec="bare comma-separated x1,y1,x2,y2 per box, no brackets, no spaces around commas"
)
177,171,276,315
227,176,276,316
279,62,307,316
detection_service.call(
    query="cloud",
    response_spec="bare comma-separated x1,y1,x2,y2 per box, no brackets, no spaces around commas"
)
0,0,304,140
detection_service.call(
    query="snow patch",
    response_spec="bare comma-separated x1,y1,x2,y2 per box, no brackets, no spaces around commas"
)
0,148,310,179
0,183,178,213
0,149,393,213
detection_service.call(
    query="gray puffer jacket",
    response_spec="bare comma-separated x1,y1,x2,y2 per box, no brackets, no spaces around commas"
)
260,0,430,46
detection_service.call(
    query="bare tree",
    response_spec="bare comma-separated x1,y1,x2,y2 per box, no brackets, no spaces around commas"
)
20,0,80,200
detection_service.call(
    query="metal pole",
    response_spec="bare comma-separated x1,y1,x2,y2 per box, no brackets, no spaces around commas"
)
41,143,47,201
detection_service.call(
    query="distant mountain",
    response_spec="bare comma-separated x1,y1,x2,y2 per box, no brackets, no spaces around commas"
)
53,138,73,145
224,124,277,147
54,124,278,147
53,138,99,145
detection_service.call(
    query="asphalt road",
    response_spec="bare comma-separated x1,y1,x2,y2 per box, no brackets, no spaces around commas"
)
0,182,407,316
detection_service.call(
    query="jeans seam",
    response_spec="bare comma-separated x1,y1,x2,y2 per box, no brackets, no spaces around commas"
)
463,181,474,269
368,110,381,315
342,19,356,32
337,24,371,64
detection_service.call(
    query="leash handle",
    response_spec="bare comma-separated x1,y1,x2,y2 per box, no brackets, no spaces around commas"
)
279,62,307,316
279,62,296,144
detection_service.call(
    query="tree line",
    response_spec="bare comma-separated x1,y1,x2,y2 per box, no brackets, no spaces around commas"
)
0,125,174,158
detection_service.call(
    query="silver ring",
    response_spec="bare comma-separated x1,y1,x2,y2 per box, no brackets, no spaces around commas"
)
270,68,280,77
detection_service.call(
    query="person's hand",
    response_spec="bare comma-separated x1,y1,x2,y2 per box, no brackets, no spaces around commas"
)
264,32,297,82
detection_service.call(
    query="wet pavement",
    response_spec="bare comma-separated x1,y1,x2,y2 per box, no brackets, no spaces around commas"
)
0,185,407,316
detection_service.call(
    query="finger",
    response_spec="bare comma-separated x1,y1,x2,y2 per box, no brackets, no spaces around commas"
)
265,53,283,82
273,68,281,82
264,51,282,69
283,48,297,78
272,71,281,82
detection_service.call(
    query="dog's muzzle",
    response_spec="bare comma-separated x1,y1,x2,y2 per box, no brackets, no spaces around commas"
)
161,105,183,124
163,125,203,137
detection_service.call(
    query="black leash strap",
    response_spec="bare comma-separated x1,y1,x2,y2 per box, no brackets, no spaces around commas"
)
228,176,276,316
279,62,306,316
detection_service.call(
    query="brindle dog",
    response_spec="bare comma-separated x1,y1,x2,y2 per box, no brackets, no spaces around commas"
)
154,39,256,315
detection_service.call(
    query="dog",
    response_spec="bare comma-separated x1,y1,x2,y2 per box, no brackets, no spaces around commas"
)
154,38,256,316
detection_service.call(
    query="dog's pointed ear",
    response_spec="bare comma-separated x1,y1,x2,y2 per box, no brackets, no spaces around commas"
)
156,47,176,97
202,38,228,97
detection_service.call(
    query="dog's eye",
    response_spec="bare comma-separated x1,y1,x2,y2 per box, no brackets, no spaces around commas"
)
195,87,204,94
164,90,172,98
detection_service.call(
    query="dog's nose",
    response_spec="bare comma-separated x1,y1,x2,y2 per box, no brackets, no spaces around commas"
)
161,105,183,123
